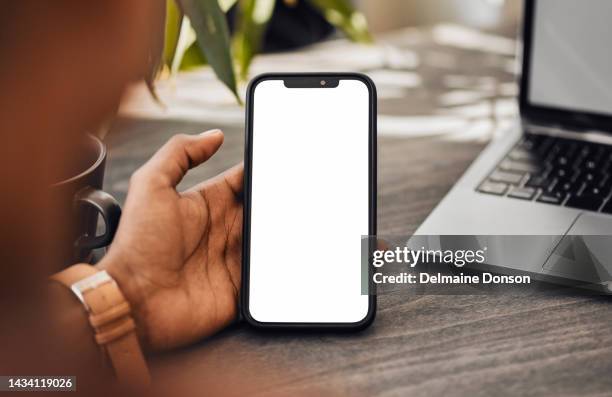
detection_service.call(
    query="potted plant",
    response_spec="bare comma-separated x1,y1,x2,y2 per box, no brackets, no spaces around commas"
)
147,0,372,102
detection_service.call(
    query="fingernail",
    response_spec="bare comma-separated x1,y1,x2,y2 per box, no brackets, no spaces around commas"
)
200,129,222,136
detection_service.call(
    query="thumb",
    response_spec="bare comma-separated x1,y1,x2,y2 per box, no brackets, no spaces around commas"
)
136,130,224,188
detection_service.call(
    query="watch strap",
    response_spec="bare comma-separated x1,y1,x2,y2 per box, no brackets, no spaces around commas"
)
51,264,150,387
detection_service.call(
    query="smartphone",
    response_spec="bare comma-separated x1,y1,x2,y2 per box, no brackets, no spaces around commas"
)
242,73,376,329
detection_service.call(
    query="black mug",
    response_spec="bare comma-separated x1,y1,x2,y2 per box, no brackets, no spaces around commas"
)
52,134,121,267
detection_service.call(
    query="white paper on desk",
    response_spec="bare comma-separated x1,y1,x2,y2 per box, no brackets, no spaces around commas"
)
248,79,370,324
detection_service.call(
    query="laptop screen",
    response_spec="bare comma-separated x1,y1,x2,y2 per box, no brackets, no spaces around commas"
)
528,0,612,117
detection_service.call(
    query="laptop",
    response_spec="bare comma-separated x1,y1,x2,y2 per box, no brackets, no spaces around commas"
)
416,0,612,289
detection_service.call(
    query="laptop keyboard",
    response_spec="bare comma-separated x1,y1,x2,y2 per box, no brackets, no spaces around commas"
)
477,132,612,214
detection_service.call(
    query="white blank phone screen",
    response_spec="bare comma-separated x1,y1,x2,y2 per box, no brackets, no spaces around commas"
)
248,79,370,324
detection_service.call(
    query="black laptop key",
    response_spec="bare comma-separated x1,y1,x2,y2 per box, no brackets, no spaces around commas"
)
578,143,592,157
584,156,602,170
592,146,607,161
550,140,578,159
565,194,605,212
489,170,524,185
537,136,555,156
555,155,570,167
519,134,545,151
537,191,566,205
546,142,564,159
546,178,561,193
601,200,612,214
478,181,508,196
582,172,602,184
508,187,536,200
577,144,604,165
552,167,572,180
569,169,582,183
583,185,607,198
566,142,579,158
557,180,579,193
526,174,549,188
602,151,612,169
599,175,612,194
603,160,612,175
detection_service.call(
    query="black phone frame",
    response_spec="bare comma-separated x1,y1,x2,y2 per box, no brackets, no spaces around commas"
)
241,72,377,330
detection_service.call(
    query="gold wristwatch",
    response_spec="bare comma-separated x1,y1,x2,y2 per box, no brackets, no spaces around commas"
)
51,264,150,387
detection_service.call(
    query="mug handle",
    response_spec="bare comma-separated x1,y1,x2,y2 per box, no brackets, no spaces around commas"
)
74,187,122,250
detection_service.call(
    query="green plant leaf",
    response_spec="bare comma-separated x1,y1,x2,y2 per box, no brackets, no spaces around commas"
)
307,0,372,43
232,0,274,80
172,18,200,74
164,0,184,68
180,40,208,70
233,0,276,80
177,0,241,102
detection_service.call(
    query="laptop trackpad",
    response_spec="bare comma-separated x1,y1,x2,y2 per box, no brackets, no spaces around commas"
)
543,213,612,283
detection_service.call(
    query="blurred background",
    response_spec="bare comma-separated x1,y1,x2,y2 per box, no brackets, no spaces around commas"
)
362,0,521,35
111,0,523,207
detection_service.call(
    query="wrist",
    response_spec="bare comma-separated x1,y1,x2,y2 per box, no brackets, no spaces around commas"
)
50,263,151,386
96,254,150,351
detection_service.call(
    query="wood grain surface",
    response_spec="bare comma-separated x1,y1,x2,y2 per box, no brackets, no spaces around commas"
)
104,25,612,396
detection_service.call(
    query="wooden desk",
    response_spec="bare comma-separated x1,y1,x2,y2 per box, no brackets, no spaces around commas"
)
106,25,612,396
